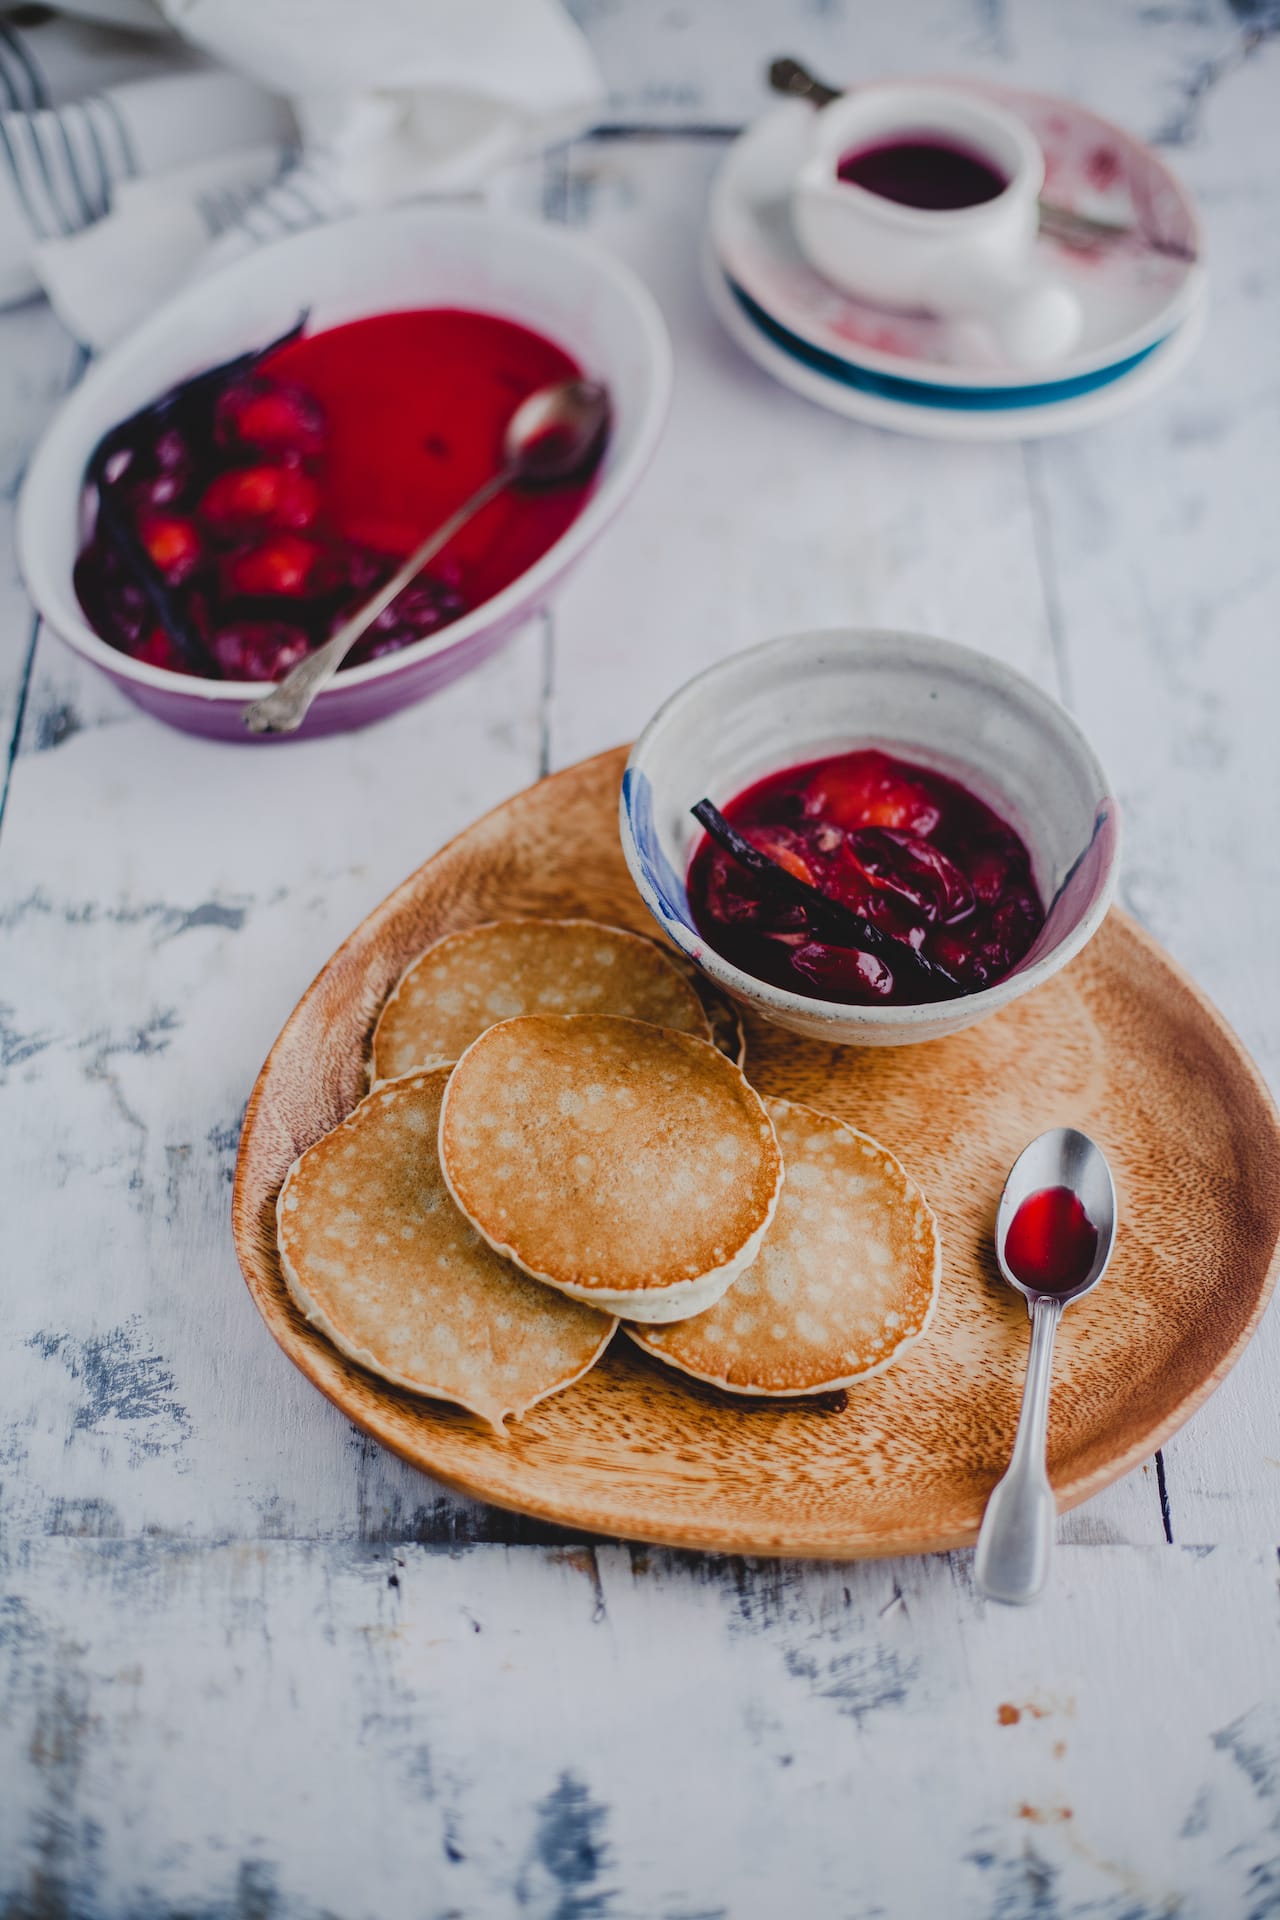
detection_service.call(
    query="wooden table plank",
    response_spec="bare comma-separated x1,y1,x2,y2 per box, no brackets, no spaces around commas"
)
565,0,1238,133
2,1536,1277,1918
0,621,552,1545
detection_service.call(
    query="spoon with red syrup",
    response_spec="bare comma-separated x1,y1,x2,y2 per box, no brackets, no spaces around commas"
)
975,1127,1117,1606
243,377,610,735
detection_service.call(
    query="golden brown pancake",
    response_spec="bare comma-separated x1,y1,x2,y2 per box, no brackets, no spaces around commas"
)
277,1067,616,1430
372,918,711,1081
665,948,747,1068
438,1014,782,1322
629,1096,940,1393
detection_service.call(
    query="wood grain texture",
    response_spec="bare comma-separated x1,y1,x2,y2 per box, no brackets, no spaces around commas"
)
234,747,1280,1557
0,308,81,810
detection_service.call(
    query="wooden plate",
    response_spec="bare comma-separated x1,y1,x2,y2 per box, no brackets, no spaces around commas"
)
233,748,1280,1557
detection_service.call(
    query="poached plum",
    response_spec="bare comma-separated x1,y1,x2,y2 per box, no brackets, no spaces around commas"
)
75,308,599,684
687,748,1045,1006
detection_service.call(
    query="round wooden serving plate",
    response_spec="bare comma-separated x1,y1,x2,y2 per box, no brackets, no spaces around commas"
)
233,748,1280,1558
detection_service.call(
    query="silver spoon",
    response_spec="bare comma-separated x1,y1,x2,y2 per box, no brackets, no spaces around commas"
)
974,1127,1117,1605
767,58,1197,262
242,377,611,736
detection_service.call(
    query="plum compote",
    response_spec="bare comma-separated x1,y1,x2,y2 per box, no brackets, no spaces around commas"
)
75,309,598,682
836,137,1009,211
687,747,1045,1006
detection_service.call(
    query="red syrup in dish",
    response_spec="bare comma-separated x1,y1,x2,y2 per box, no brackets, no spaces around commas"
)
686,748,1045,1006
836,137,1008,210
74,309,596,680
1004,1186,1100,1293
263,311,591,611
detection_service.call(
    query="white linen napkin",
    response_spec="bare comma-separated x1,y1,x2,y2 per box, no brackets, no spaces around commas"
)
5,0,604,349
168,0,605,195
0,16,295,311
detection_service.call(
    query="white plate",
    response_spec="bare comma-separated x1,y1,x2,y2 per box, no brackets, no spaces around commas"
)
711,80,1204,392
704,245,1205,441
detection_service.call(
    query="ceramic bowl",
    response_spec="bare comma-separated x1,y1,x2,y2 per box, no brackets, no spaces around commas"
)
17,205,671,742
620,629,1120,1046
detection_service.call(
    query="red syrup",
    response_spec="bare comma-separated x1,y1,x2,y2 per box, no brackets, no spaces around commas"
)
1004,1186,1100,1294
263,311,592,610
686,748,1045,1007
75,308,596,680
836,137,1008,210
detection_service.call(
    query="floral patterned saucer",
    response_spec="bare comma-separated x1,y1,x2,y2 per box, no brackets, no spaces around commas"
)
710,78,1204,394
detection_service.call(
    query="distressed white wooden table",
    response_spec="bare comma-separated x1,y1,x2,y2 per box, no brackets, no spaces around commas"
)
2,4,1278,1914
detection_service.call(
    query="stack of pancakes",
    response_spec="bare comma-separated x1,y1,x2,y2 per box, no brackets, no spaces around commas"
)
277,918,940,1431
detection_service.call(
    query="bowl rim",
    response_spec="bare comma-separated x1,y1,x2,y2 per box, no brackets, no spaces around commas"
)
16,204,673,706
620,626,1121,1031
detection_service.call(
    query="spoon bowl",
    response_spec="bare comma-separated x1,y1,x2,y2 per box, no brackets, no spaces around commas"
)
995,1126,1117,1306
975,1126,1117,1605
505,378,612,485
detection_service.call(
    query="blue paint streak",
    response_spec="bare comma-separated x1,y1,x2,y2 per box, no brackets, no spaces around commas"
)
621,768,694,939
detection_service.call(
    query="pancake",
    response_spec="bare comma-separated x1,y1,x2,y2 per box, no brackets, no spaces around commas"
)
628,1096,940,1394
277,1067,616,1430
438,1014,783,1323
372,918,711,1082
666,948,747,1068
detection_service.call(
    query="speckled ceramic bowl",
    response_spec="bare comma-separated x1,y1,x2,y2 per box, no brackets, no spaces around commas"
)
621,629,1119,1046
17,206,671,742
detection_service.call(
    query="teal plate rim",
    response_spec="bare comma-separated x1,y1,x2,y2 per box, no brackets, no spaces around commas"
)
723,273,1174,412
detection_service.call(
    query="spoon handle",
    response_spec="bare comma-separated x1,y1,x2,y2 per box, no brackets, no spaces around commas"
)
768,57,841,109
974,1293,1062,1604
242,466,512,736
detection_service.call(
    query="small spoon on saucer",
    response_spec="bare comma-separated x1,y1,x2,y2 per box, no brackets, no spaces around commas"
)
974,1127,1117,1605
242,377,611,736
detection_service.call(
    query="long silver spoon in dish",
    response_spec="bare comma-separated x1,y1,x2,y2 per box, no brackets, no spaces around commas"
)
242,377,611,736
974,1126,1117,1605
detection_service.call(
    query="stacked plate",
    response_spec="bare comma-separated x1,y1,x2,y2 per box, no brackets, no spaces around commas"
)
707,79,1206,440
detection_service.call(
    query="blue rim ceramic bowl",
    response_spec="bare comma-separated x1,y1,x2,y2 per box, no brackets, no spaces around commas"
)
17,205,671,743
620,629,1120,1046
